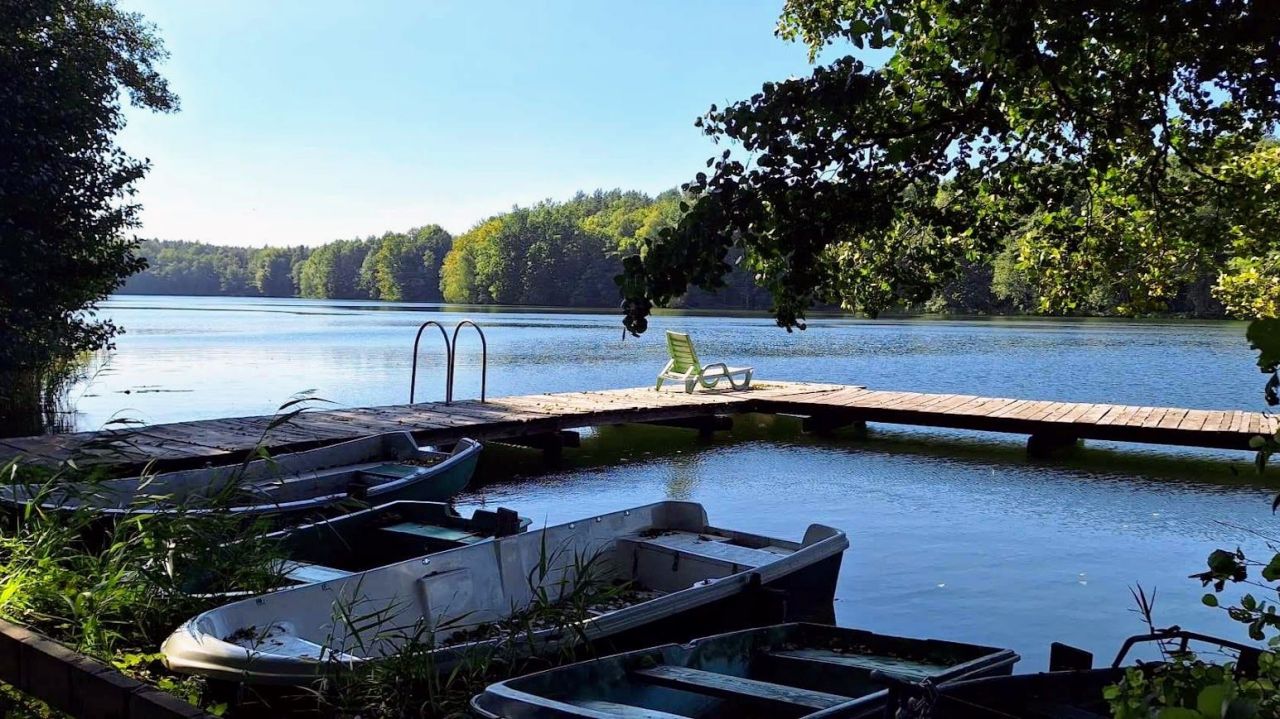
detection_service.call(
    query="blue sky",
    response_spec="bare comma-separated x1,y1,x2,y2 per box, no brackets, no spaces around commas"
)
117,0,823,246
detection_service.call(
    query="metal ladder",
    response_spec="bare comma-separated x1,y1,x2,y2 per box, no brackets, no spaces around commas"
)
409,320,487,404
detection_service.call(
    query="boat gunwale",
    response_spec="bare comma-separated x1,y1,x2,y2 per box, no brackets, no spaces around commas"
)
473,622,1018,719
160,502,849,684
2,435,481,518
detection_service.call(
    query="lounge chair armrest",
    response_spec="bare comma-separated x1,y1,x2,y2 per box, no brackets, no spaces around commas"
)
700,363,753,391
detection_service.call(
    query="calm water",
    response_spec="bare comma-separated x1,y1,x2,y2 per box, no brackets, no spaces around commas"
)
79,295,1277,668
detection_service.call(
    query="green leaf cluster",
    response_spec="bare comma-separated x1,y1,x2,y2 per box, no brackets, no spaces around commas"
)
1105,652,1280,719
618,0,1280,334
2,0,177,425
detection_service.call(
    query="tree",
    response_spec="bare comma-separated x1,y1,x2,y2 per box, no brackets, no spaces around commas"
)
298,239,375,299
363,226,452,302
617,0,1280,335
250,247,300,297
1,0,178,435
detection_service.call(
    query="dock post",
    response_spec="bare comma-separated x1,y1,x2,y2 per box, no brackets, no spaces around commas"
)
501,431,581,464
802,412,867,437
641,415,733,438
1026,432,1080,459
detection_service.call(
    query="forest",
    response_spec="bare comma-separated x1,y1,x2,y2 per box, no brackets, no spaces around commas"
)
121,189,772,310
122,187,1226,317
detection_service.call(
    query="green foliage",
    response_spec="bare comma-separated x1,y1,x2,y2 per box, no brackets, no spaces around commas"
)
298,238,376,299
123,240,252,295
0,397,339,711
1,0,177,430
361,226,452,302
317,542,635,717
1105,652,1280,719
438,189,771,309
617,0,1280,334
122,189,774,311
0,472,284,656
249,246,305,297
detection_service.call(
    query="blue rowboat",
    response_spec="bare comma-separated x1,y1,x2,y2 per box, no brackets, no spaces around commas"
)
472,623,1018,719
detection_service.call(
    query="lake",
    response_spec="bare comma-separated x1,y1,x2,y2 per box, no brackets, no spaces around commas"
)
78,295,1276,669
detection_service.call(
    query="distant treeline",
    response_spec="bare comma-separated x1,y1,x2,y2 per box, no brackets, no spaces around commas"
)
122,187,1227,317
122,189,769,310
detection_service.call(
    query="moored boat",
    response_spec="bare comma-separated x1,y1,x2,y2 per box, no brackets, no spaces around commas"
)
874,629,1267,719
160,501,848,684
472,623,1018,719
179,500,530,594
1,432,481,519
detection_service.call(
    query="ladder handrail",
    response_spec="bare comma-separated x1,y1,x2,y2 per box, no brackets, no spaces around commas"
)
448,320,488,403
409,320,452,404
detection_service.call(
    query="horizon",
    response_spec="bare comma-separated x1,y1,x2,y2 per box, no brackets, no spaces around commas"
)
117,0,832,247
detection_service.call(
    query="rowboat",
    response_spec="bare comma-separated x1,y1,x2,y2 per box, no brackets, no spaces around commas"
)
885,669,1122,719
160,501,848,684
179,500,530,595
870,629,1269,719
1,432,481,519
472,623,1018,719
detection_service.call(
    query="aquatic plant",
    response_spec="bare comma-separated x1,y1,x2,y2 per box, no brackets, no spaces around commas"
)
0,396,338,712
308,538,637,718
1105,651,1280,719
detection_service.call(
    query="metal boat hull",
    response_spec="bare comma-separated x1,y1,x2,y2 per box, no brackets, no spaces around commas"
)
160,501,849,684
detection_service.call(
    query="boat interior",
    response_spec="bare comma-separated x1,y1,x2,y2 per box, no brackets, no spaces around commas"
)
489,624,1016,719
273,501,529,582
205,503,829,662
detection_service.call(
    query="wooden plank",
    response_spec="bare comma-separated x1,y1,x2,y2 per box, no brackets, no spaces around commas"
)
1,381,1272,469
798,387,872,407
974,398,1020,417
1026,402,1068,422
875,392,932,411
986,399,1031,419
1075,404,1117,425
1054,403,1094,423
1179,410,1212,432
1140,408,1169,428
1097,405,1137,426
941,397,996,415
1131,406,1159,426
632,666,847,710
926,395,981,414
1204,410,1228,433
910,393,961,412
1157,408,1189,430
1010,399,1052,419
856,391,910,409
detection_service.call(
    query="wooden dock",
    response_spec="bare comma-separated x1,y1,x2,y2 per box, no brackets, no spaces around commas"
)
0,381,1276,470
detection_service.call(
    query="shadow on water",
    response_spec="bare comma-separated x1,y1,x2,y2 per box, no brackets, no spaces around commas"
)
468,413,1275,495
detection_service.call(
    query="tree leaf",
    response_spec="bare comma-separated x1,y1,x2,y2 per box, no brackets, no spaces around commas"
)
1248,319,1280,373
1197,683,1228,719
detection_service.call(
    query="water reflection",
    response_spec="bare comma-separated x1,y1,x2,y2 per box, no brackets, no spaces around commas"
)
458,417,1277,670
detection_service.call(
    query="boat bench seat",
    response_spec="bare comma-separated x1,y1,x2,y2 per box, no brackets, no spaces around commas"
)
379,522,484,543
568,699,692,719
281,562,354,585
632,665,849,711
626,531,788,569
768,648,941,680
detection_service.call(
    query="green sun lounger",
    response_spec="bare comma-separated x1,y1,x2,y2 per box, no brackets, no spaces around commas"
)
656,331,753,393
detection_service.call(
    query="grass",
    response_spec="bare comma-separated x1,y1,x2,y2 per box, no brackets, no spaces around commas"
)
0,397,320,713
